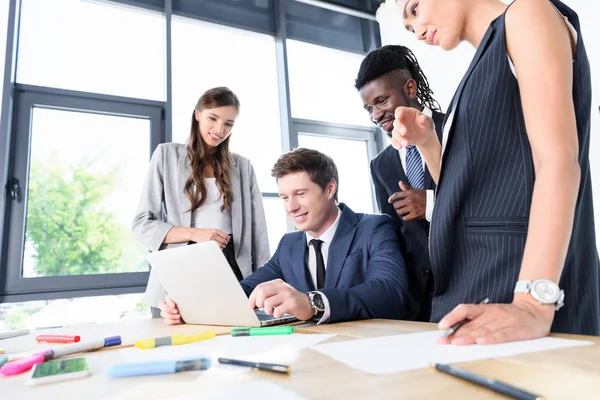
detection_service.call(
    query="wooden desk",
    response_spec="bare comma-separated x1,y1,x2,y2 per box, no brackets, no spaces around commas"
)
1,319,599,399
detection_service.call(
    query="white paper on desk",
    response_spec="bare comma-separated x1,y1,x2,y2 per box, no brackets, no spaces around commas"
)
120,333,336,364
171,381,308,400
311,330,594,374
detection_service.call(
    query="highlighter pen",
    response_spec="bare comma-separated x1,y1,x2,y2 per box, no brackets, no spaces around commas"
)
230,326,294,337
43,335,122,358
0,349,4,354
36,334,81,343
442,297,490,338
135,331,216,350
435,363,543,400
108,356,211,378
0,350,52,376
218,357,291,374
0,355,7,368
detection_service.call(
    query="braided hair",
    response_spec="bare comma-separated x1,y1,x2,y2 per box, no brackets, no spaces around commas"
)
355,45,440,112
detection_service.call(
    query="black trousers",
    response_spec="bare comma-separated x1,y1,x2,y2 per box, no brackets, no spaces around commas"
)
151,239,242,318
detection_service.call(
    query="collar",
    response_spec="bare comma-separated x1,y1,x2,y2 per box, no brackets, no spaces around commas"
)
305,207,342,246
422,106,432,118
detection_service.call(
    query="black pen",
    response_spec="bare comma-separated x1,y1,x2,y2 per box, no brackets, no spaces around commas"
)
217,357,291,374
435,363,544,400
442,296,490,338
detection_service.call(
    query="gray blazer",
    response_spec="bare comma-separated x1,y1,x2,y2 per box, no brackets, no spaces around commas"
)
132,143,271,308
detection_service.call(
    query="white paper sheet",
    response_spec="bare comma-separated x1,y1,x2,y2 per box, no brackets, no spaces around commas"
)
120,333,336,364
172,381,308,400
311,330,594,374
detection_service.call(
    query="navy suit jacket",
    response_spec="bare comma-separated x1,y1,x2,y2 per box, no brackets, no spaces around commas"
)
369,110,444,321
240,203,410,323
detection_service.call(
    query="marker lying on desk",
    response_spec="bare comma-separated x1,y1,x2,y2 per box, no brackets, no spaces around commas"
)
48,335,121,358
0,355,7,368
36,334,81,344
108,356,211,378
434,363,544,400
218,357,291,374
231,326,294,337
135,331,216,349
0,350,52,376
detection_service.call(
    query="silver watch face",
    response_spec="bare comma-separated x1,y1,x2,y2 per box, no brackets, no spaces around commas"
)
531,279,561,303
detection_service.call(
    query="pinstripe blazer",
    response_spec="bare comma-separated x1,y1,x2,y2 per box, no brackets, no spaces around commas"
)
429,0,599,335
132,143,271,308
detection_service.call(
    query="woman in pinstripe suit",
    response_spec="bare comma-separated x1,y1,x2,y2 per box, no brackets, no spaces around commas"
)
392,0,599,342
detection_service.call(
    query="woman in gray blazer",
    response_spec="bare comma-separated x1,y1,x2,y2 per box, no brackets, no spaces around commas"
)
132,87,271,315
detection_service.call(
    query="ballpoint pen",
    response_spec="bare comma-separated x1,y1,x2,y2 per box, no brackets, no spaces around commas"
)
135,331,216,349
435,363,544,400
230,326,294,337
442,297,490,338
108,356,211,378
217,357,291,374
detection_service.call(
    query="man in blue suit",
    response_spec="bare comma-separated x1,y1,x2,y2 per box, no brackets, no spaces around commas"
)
159,148,410,324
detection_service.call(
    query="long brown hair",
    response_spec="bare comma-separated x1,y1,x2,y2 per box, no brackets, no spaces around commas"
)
184,87,240,213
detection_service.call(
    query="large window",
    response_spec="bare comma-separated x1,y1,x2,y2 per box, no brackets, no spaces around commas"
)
4,88,161,295
171,17,282,193
17,0,165,100
287,39,373,128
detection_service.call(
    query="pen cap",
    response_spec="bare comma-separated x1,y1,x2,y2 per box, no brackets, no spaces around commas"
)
108,360,178,378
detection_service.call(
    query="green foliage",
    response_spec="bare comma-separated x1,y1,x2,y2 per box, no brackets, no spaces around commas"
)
25,159,130,276
4,307,28,331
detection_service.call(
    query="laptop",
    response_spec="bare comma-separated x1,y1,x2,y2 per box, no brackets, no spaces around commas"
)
146,241,298,327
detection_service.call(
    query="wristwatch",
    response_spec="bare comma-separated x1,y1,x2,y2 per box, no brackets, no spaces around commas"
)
514,279,565,311
308,292,326,319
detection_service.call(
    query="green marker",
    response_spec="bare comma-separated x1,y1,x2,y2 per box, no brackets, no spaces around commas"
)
230,326,294,337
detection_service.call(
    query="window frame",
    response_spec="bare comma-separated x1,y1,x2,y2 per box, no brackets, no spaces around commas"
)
1,85,164,301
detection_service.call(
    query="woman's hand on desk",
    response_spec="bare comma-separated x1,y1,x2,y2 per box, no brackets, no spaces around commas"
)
190,228,230,249
391,106,436,150
436,298,555,345
158,295,184,325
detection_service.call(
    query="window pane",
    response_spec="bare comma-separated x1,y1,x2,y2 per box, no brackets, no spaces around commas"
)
0,294,150,332
23,108,149,277
298,134,374,213
17,0,165,100
171,17,281,192
262,197,288,256
287,40,372,127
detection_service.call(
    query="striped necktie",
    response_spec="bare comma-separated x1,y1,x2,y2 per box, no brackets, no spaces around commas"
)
405,146,425,189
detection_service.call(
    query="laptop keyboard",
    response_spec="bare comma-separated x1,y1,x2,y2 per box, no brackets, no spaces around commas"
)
255,309,292,322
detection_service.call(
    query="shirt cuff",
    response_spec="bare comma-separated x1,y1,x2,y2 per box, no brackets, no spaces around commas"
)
315,291,331,324
426,189,435,222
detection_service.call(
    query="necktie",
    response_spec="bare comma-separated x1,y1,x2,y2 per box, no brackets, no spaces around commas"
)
310,239,326,289
405,146,425,189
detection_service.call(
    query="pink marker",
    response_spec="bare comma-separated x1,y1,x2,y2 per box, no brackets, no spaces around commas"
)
0,350,51,376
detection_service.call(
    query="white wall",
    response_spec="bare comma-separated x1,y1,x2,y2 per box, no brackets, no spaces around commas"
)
377,0,600,244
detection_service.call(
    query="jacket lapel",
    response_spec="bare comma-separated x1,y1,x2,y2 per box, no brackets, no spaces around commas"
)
290,235,312,293
383,146,407,189
230,157,242,257
325,204,358,288
439,22,497,187
178,155,192,228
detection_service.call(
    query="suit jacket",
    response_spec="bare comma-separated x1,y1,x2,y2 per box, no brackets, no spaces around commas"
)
240,203,410,323
369,110,444,321
429,0,599,335
133,143,271,308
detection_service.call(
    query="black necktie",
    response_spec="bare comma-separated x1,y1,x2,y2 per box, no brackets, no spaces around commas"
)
310,239,326,289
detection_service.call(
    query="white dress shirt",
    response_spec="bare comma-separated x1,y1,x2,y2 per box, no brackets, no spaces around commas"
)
304,207,342,324
398,106,435,221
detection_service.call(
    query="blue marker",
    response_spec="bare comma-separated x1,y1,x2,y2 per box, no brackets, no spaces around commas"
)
0,355,7,368
107,356,211,378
